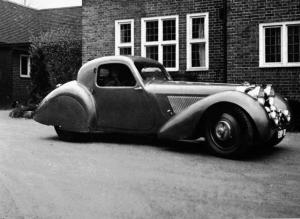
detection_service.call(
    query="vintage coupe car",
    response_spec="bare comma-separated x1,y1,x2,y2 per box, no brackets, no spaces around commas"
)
34,56,291,157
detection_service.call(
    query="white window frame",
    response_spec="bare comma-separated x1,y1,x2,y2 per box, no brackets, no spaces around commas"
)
186,12,209,71
115,19,134,56
141,15,179,71
20,55,30,78
259,20,300,68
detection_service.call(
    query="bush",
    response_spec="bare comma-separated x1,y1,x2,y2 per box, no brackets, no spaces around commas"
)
9,102,36,119
10,27,82,119
29,27,82,104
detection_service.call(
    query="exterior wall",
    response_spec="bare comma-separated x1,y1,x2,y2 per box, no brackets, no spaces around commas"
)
11,48,32,102
227,0,300,101
82,0,226,82
0,3,82,104
0,48,13,104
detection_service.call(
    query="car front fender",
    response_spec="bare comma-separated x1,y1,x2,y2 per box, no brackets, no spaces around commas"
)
158,91,273,141
33,81,96,132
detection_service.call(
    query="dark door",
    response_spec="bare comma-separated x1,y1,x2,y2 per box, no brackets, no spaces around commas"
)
94,63,155,132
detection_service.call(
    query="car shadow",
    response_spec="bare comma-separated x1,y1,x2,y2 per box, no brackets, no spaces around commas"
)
243,144,291,161
92,133,210,156
42,133,288,161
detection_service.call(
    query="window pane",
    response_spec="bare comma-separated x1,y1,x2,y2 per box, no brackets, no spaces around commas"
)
191,43,205,67
120,23,131,43
146,46,158,60
163,45,176,68
146,21,158,42
163,19,176,41
265,27,281,62
119,47,132,55
192,17,205,39
288,25,300,62
21,56,28,76
97,63,136,87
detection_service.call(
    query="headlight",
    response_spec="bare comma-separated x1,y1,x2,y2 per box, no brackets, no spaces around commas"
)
269,111,277,119
247,86,265,105
283,110,291,122
270,105,276,111
268,97,275,105
264,85,275,107
258,97,265,105
282,110,289,116
264,84,275,97
245,84,290,127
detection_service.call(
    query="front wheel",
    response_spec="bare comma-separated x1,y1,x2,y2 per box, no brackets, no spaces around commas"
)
204,106,254,158
54,126,89,142
264,133,285,149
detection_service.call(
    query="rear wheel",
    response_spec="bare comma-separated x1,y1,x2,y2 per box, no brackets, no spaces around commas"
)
204,106,254,158
54,126,89,142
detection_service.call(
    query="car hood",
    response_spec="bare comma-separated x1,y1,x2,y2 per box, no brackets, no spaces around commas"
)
144,80,248,96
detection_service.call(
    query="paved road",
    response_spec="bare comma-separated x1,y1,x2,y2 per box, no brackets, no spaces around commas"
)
0,110,300,218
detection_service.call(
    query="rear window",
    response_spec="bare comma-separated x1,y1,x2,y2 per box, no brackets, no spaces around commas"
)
134,61,172,83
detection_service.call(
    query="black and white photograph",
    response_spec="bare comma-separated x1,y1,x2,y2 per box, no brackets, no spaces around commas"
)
0,0,300,218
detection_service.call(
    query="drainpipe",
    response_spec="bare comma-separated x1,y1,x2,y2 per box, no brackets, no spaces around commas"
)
222,0,227,83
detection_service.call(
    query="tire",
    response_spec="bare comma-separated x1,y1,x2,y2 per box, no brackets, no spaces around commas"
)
265,134,284,148
54,126,89,142
204,106,254,158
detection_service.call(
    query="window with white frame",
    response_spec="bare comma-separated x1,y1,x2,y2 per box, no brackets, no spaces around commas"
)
141,15,179,71
259,21,300,67
186,13,209,71
20,55,30,78
115,19,134,55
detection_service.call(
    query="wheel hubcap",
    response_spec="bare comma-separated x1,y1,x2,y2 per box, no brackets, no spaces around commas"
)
215,120,232,141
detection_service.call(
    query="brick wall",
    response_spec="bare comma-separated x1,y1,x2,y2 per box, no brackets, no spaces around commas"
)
0,4,83,103
227,0,300,101
11,48,32,102
0,48,13,104
82,0,226,82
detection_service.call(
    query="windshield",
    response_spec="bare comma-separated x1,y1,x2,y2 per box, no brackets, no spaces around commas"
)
134,61,172,83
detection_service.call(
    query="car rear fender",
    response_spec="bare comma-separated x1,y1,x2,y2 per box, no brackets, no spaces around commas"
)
158,91,272,141
33,81,96,132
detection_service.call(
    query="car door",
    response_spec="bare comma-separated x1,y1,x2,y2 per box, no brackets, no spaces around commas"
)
93,62,155,132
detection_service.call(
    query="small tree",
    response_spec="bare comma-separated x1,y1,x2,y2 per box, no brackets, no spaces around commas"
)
29,27,82,104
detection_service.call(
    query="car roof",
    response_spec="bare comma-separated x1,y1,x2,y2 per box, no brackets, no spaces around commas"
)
77,56,162,88
128,56,161,65
79,55,161,75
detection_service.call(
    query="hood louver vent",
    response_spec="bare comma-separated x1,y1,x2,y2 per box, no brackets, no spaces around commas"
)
167,96,203,114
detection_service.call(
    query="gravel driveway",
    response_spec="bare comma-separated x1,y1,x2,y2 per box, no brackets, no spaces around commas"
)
0,110,299,218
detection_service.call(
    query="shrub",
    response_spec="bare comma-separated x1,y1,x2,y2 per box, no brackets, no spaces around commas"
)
29,27,82,104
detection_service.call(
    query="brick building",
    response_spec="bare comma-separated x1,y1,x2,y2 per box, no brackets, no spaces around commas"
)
82,0,227,82
0,0,82,104
82,0,300,115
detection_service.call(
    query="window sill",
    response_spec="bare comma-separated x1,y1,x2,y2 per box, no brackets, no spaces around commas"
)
166,68,179,72
259,62,300,68
20,75,31,78
186,67,209,71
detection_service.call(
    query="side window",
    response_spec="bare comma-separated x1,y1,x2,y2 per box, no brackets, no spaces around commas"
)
96,63,136,87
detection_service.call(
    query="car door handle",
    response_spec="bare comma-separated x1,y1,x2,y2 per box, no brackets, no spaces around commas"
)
90,88,95,95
